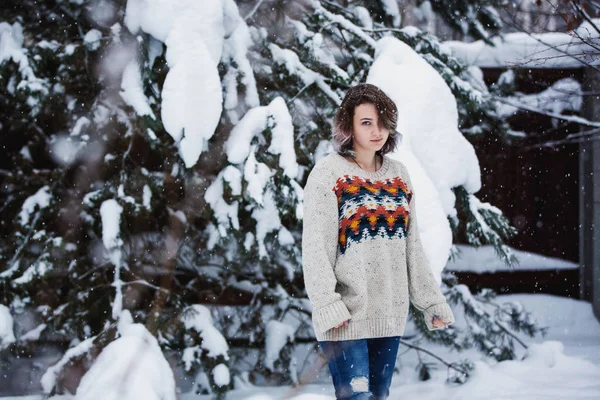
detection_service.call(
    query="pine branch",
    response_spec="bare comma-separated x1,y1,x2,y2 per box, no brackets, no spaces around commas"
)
400,339,470,377
244,0,267,21
5,180,61,275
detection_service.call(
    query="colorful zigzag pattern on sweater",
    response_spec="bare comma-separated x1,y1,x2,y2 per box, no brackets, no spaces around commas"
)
333,175,413,254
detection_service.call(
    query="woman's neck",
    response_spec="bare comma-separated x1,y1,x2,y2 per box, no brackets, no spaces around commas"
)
351,150,379,172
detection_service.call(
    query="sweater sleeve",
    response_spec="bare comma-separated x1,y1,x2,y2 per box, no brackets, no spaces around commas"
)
405,176,455,331
301,172,352,335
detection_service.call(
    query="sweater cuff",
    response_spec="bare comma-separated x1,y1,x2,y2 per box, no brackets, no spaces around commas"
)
313,300,352,334
423,302,455,331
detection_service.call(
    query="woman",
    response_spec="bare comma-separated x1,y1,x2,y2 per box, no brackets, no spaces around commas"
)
302,83,455,399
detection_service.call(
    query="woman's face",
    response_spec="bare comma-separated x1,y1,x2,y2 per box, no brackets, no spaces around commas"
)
352,103,389,154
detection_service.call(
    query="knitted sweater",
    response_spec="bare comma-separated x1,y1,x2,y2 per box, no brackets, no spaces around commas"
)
302,152,455,341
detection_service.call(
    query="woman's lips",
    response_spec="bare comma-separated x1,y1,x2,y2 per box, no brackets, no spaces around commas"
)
371,138,383,143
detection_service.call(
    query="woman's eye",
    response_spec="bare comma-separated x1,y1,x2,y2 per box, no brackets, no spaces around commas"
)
362,121,370,125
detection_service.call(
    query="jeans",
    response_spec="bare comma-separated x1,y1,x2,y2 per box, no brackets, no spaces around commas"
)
318,336,401,400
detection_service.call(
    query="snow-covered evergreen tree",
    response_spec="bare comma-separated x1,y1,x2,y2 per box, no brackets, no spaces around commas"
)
0,0,547,396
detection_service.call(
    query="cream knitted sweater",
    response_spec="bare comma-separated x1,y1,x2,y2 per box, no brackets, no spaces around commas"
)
302,152,455,341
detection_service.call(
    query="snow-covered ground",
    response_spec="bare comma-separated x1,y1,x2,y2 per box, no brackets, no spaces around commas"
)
4,293,598,400
192,293,600,400
190,293,600,400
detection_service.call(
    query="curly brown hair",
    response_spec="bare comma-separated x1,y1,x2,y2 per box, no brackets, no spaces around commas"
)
333,83,400,156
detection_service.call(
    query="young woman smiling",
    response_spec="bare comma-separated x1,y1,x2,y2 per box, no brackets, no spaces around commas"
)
302,83,454,399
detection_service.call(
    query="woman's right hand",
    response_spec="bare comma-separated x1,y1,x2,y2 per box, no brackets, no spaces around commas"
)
334,320,349,329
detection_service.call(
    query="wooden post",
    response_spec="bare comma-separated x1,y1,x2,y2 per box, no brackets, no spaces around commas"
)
580,66,600,321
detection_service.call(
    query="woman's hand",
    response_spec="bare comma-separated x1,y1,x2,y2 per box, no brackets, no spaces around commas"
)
432,315,450,329
334,320,349,329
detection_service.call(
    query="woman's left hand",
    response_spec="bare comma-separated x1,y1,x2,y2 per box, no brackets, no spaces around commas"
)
432,315,450,329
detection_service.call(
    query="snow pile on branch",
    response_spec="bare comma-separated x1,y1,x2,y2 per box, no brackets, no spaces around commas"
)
124,0,257,168
381,0,401,27
19,185,52,226
120,60,155,117
204,166,242,236
0,305,16,350
181,305,230,389
264,320,295,371
74,311,176,400
221,0,259,123
100,199,123,250
181,305,229,361
443,19,600,68
42,336,96,393
368,36,482,282
99,199,124,319
206,97,299,259
225,97,298,179
269,43,341,105
0,22,50,96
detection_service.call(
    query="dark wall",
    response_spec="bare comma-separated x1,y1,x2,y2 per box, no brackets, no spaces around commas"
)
474,68,582,263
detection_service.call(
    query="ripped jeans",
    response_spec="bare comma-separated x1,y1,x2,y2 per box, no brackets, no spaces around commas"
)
318,336,401,400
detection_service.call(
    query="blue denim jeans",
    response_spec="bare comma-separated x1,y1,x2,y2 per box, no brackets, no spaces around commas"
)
318,336,401,400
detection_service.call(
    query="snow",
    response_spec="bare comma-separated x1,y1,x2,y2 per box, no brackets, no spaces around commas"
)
19,146,32,161
83,29,102,51
0,22,49,96
146,36,163,68
495,77,582,120
99,199,123,250
576,18,600,40
268,102,300,179
99,199,124,319
124,0,223,168
289,20,350,81
269,44,341,105
0,305,16,350
243,150,272,205
447,244,578,273
352,6,373,29
120,60,155,117
221,0,259,121
381,0,401,27
20,324,47,342
443,19,600,68
41,336,96,393
49,136,84,166
264,320,295,371
225,97,299,179
202,294,598,399
314,4,377,48
70,117,90,136
181,305,229,360
12,260,52,285
251,192,286,260
502,294,600,363
6,295,600,399
212,363,231,387
19,186,52,226
124,0,255,168
393,341,600,400
204,169,241,236
0,259,20,279
73,311,176,400
367,36,482,283
142,184,152,209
